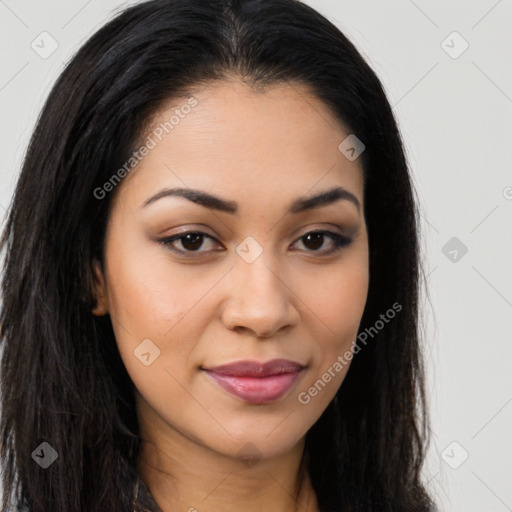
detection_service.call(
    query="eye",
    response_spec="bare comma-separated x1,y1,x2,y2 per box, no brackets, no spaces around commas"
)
159,231,221,254
291,230,352,254
158,229,352,257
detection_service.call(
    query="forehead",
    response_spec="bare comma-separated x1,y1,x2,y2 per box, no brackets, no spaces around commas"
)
115,78,364,212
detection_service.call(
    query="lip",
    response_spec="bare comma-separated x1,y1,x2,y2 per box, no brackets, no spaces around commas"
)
202,359,305,404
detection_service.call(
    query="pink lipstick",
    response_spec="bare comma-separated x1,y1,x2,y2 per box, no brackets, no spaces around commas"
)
202,359,304,404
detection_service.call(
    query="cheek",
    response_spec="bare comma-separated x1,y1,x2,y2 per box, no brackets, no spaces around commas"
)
293,255,369,344
326,267,369,372
104,231,202,334
291,257,369,409
103,237,230,382
103,254,203,416
324,265,369,343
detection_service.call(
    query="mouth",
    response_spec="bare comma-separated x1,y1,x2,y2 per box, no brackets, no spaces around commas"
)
201,358,305,404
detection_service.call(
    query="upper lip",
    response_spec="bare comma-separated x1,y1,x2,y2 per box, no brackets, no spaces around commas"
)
202,358,305,377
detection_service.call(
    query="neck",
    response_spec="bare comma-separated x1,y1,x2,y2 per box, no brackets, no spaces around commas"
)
135,398,319,512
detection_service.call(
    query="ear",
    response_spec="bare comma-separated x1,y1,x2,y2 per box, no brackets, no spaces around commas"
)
91,259,109,316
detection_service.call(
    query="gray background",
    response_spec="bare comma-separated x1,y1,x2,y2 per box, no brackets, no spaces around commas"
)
1,1,511,511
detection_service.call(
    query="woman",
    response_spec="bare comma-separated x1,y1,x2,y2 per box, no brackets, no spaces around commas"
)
0,0,436,510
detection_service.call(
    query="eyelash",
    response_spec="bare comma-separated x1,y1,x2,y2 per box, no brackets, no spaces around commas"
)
158,229,352,257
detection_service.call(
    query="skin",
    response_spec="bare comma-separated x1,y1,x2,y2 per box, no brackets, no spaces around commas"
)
92,77,369,512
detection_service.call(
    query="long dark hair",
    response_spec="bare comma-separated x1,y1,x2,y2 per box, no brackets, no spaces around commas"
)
0,0,435,510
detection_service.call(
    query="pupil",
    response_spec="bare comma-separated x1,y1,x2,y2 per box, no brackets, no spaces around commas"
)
183,233,203,251
305,233,323,250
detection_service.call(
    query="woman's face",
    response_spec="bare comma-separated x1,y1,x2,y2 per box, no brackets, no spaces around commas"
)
93,78,369,463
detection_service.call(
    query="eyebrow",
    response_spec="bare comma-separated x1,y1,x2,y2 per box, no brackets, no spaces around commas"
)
142,186,360,214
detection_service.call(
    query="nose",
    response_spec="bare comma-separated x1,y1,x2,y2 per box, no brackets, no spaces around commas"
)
220,251,299,339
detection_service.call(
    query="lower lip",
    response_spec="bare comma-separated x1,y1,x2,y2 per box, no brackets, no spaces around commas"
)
204,370,302,404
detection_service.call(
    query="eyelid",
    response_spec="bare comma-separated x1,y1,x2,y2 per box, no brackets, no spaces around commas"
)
158,231,220,255
290,229,352,254
157,226,353,257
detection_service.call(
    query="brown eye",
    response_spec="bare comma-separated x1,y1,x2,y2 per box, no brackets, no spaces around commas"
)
302,232,324,250
180,233,206,251
159,231,221,254
292,230,352,254
159,229,352,258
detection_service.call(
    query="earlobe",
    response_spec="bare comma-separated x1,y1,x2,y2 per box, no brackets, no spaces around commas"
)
91,260,109,316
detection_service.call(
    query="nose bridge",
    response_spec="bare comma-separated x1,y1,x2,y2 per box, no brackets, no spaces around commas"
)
237,246,280,295
222,239,295,337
